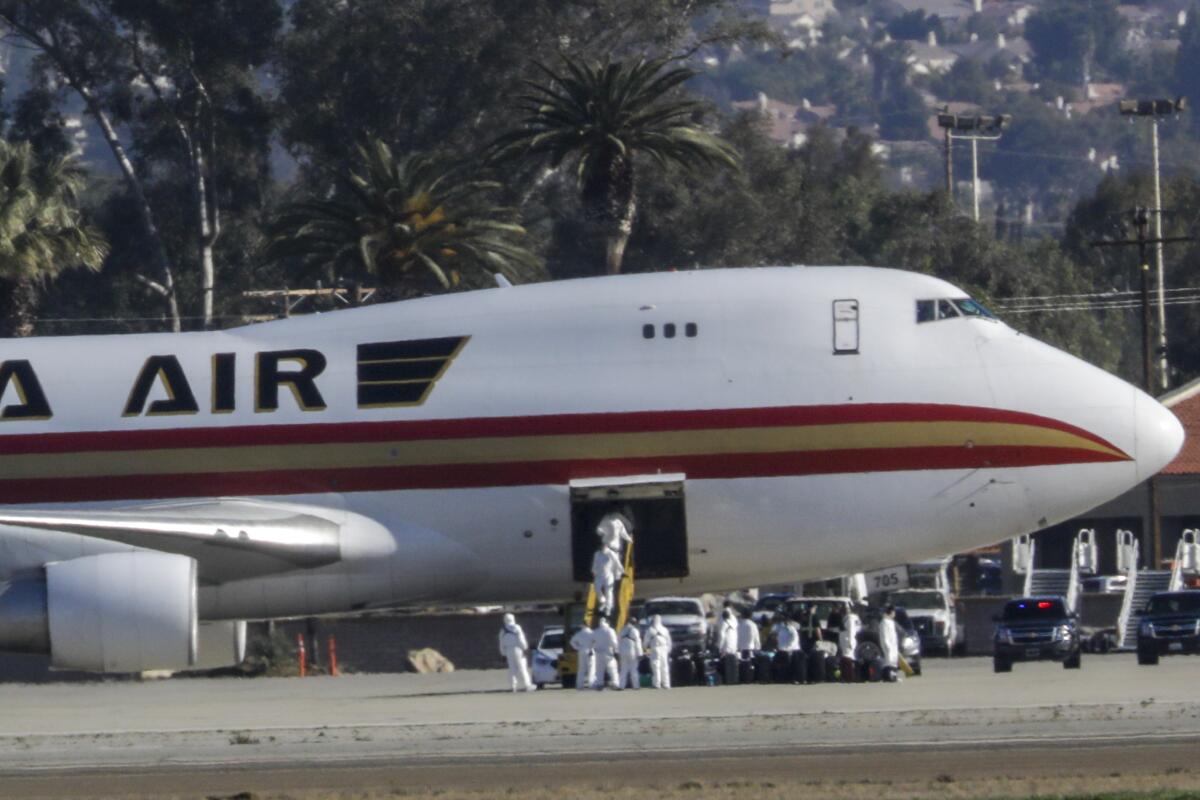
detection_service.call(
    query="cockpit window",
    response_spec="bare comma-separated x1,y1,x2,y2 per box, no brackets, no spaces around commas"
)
952,298,996,319
917,297,996,323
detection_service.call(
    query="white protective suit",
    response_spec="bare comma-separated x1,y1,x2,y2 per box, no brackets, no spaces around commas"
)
498,613,535,692
592,618,620,689
591,547,623,616
569,625,596,690
716,611,738,657
880,613,900,669
596,512,633,555
618,620,644,690
736,616,761,655
643,615,673,689
775,620,801,652
838,611,861,660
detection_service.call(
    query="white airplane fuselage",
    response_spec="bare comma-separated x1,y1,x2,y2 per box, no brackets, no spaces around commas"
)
0,267,1184,622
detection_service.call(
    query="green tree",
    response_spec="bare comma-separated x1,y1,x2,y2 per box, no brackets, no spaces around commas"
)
489,55,739,275
1024,0,1124,87
0,141,108,337
264,139,541,299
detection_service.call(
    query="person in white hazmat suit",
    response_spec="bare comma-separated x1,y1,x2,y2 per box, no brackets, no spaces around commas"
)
591,545,623,616
596,511,633,556
716,608,739,657
880,605,901,680
838,607,861,660
643,614,673,689
569,621,597,690
498,613,536,692
736,610,761,656
592,616,620,689
618,617,644,690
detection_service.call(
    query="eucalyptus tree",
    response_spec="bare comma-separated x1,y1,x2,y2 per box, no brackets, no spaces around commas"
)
264,139,541,300
0,141,108,337
489,55,739,274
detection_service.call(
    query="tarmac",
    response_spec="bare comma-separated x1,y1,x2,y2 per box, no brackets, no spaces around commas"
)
1,654,1198,797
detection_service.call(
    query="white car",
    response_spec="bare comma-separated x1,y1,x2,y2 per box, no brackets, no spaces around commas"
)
530,625,564,687
639,597,708,653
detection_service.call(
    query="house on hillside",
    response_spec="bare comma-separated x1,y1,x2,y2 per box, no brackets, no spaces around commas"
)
731,93,839,147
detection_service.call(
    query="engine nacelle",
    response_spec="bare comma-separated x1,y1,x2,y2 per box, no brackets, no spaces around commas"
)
0,551,200,672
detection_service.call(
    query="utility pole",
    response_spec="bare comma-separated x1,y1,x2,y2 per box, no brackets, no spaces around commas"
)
935,111,1012,221
1119,96,1188,391
1091,210,1195,569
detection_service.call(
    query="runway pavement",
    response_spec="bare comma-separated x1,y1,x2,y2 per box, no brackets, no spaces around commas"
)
0,654,1198,797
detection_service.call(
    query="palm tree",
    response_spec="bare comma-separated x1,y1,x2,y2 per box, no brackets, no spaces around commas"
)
0,141,108,338
489,55,740,275
264,139,541,299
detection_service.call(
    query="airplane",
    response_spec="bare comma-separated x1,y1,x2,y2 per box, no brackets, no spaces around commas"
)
0,266,1184,673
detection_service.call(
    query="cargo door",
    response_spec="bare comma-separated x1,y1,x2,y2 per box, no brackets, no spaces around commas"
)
569,474,688,582
833,298,859,354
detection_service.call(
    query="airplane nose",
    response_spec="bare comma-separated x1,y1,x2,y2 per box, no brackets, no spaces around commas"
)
1135,392,1184,481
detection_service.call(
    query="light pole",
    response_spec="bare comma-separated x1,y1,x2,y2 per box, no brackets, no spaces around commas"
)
1119,96,1188,391
935,112,1012,222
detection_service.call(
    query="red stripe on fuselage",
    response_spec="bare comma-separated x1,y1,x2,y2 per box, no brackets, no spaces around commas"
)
0,445,1128,505
0,403,1119,455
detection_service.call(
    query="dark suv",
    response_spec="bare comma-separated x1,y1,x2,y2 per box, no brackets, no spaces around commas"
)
1136,591,1200,665
992,596,1081,672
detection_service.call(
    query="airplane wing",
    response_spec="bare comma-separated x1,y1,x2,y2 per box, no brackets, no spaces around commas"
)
0,499,347,584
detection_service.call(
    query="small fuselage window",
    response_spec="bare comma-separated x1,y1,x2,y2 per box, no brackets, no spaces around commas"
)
916,297,996,324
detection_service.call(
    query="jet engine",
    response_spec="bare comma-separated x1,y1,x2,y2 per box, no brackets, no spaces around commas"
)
0,551,241,673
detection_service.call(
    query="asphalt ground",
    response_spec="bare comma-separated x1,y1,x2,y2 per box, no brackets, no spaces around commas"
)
0,654,1198,798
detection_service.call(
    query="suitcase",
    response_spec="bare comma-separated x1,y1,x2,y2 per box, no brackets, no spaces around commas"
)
806,650,825,683
865,658,884,682
790,650,808,684
673,655,697,687
722,653,740,685
771,651,791,683
840,656,858,683
755,652,773,684
694,653,714,686
738,655,755,684
825,654,840,682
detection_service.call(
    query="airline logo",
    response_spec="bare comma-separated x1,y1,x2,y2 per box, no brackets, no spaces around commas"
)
0,336,469,420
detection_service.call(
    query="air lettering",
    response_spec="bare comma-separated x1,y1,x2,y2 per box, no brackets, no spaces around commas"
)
256,349,327,412
0,360,52,420
123,356,200,416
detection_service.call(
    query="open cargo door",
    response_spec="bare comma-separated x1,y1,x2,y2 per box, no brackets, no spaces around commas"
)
569,474,689,582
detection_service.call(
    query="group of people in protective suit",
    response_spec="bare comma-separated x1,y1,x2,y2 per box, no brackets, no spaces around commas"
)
568,613,674,690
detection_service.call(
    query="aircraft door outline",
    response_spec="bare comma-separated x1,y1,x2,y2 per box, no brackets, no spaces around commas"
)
833,299,859,354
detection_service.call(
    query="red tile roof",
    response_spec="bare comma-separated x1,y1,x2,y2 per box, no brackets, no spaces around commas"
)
1160,380,1200,475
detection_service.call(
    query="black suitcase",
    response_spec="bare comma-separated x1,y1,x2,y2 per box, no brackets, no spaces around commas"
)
694,653,713,686
738,656,755,684
790,650,808,684
825,654,840,682
865,658,884,682
672,655,696,687
755,652,773,684
722,653,740,685
771,651,791,683
806,650,825,683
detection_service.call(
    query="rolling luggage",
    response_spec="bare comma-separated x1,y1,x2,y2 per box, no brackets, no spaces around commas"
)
825,654,840,682
755,652,773,684
806,650,825,683
694,653,715,686
840,656,858,683
722,653,740,685
789,651,808,684
672,655,697,687
738,655,755,684
865,658,884,683
771,650,791,683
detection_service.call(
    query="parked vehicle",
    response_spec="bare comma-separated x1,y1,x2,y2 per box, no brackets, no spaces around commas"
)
886,588,961,655
992,596,1081,672
531,625,564,688
750,592,792,625
1082,575,1128,594
1136,591,1200,665
640,596,708,653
